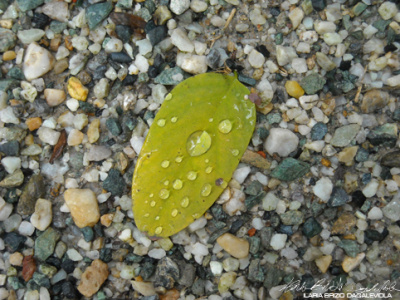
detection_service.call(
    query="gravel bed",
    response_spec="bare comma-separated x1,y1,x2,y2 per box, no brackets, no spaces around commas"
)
1,0,400,299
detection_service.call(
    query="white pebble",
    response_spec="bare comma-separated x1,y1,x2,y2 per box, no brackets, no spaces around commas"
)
367,207,383,220
1,157,21,174
210,261,223,276
264,128,299,157
232,166,251,184
148,248,166,259
270,233,287,250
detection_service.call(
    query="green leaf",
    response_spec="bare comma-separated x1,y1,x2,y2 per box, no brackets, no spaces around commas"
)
132,73,256,237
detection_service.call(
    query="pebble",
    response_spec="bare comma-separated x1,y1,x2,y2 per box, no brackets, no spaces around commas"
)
86,1,113,30
248,49,265,69
362,179,379,198
23,43,55,81
35,227,60,261
171,28,194,53
265,128,299,157
26,117,42,131
44,89,66,107
315,255,332,273
17,174,44,215
77,259,109,297
331,212,356,235
291,58,307,73
67,77,88,101
170,0,190,15
131,281,156,296
288,7,304,29
361,89,389,113
217,233,250,259
383,198,400,221
330,124,360,147
176,53,207,74
42,1,69,22
30,198,52,231
17,29,45,44
323,32,343,45
63,189,100,228
302,217,322,238
378,2,398,20
1,157,21,174
270,233,287,250
67,129,84,146
37,127,61,146
276,46,297,66
271,158,310,181
300,73,326,94
285,81,304,99
342,253,365,273
313,177,333,202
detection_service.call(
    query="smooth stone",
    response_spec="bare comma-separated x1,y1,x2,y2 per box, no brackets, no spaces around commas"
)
23,43,55,81
78,259,109,297
217,233,250,259
169,0,190,15
338,240,360,257
342,253,365,273
316,52,336,71
67,129,84,146
248,49,265,69
276,46,298,66
64,189,100,228
37,127,60,146
17,29,45,44
176,53,207,75
285,80,304,99
270,234,287,250
328,187,349,207
44,89,66,107
86,2,113,30
42,1,69,22
378,2,398,20
0,140,19,156
288,7,304,29
0,170,24,188
382,198,400,222
302,217,322,238
264,128,299,157
16,0,44,12
1,156,20,174
35,227,60,261
337,146,358,166
171,28,194,53
67,77,88,101
102,169,126,196
271,158,310,181
300,73,326,94
154,67,186,85
315,255,332,273
30,198,52,231
87,145,112,161
361,90,389,113
131,281,156,296
330,124,360,147
331,212,356,235
313,177,333,202
17,174,44,215
311,122,328,140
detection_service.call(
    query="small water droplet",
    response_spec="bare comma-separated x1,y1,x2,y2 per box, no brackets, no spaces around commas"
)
218,119,232,134
231,149,239,156
173,179,183,190
205,159,209,163
171,209,178,217
149,193,154,198
181,197,190,208
159,189,170,199
164,180,169,186
209,118,213,122
144,213,150,217
201,183,212,197
187,131,212,157
175,156,183,163
161,160,170,168
171,117,177,123
150,201,156,207
165,93,172,101
157,119,166,127
155,226,163,235
155,216,160,220
187,171,197,181
205,166,213,174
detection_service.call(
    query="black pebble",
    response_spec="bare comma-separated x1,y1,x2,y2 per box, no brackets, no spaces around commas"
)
61,259,75,273
122,74,137,86
62,281,77,299
384,43,398,53
339,60,351,71
32,13,50,29
255,45,270,57
109,52,132,63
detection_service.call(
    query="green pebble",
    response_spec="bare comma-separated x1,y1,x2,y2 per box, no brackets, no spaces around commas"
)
16,0,44,12
35,228,61,261
154,67,186,85
8,276,25,289
81,227,94,242
266,113,282,124
49,21,67,34
302,217,322,238
338,240,360,257
271,158,310,181
352,2,368,16
39,264,58,278
86,1,113,30
280,210,305,225
300,73,326,95
106,118,122,136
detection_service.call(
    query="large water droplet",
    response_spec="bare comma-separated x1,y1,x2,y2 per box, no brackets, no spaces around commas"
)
155,226,163,235
181,197,190,208
171,117,178,123
201,183,212,197
171,209,178,217
150,201,156,207
161,160,170,168
157,119,166,127
165,93,172,101
187,131,212,157
205,166,213,174
231,149,239,156
218,119,232,134
159,189,170,199
187,171,197,181
173,179,183,190
175,156,183,163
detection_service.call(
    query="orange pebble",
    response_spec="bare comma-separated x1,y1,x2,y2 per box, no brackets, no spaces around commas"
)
248,228,256,237
257,151,266,158
321,158,331,167
25,117,42,131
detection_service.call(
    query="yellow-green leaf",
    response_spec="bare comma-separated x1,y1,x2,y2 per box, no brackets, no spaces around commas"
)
132,73,256,237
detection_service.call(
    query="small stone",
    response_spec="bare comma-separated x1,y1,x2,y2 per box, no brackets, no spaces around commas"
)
315,21,336,34
264,128,299,157
190,0,207,13
280,211,304,225
323,32,343,46
17,174,44,215
386,74,400,87
330,124,360,147
1,157,21,174
270,233,287,250
154,6,172,25
154,67,185,85
311,122,328,140
86,1,113,30
30,198,52,231
176,53,207,75
291,58,308,73
16,0,44,12
313,177,333,202
0,170,24,188
315,255,332,273
4,232,27,252
106,118,122,136
331,212,356,235
328,187,349,207
248,49,265,69
288,7,304,29
35,227,60,261
362,179,379,198
67,129,84,146
44,89,66,107
87,119,100,144
26,117,42,131
378,2,398,20
383,198,400,222
64,189,100,228
23,43,55,81
22,255,36,282
170,0,190,15
17,29,45,44
87,145,112,161
316,52,336,71
271,158,310,181
131,281,156,296
42,1,69,22
171,28,194,53
342,253,365,273
9,252,23,266
302,217,322,238
103,169,126,196
217,233,250,259
300,73,326,94
0,140,19,156
249,7,266,25
337,146,358,166
0,28,17,52
276,46,298,66
285,81,304,99
337,240,359,257
361,90,389,113
240,149,271,170
78,259,109,297
37,127,61,146
67,77,88,101
352,2,368,16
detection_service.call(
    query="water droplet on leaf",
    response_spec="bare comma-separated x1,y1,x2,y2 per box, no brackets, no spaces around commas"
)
161,160,170,168
159,189,170,199
157,119,166,127
218,119,232,134
187,171,197,180
173,179,183,190
201,183,212,197
187,131,212,157
181,197,190,208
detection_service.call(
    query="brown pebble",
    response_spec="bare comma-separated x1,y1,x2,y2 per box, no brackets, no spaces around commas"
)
77,259,109,297
331,212,356,235
240,149,271,170
26,117,42,131
50,36,62,52
22,255,36,282
160,289,180,300
100,213,114,227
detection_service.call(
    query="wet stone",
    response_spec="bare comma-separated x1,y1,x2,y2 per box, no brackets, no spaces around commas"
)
4,232,27,252
17,174,45,215
302,217,322,238
300,73,326,94
103,168,126,196
328,187,349,207
338,240,359,258
0,140,20,156
311,122,328,140
86,2,113,30
271,158,310,181
35,228,60,261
